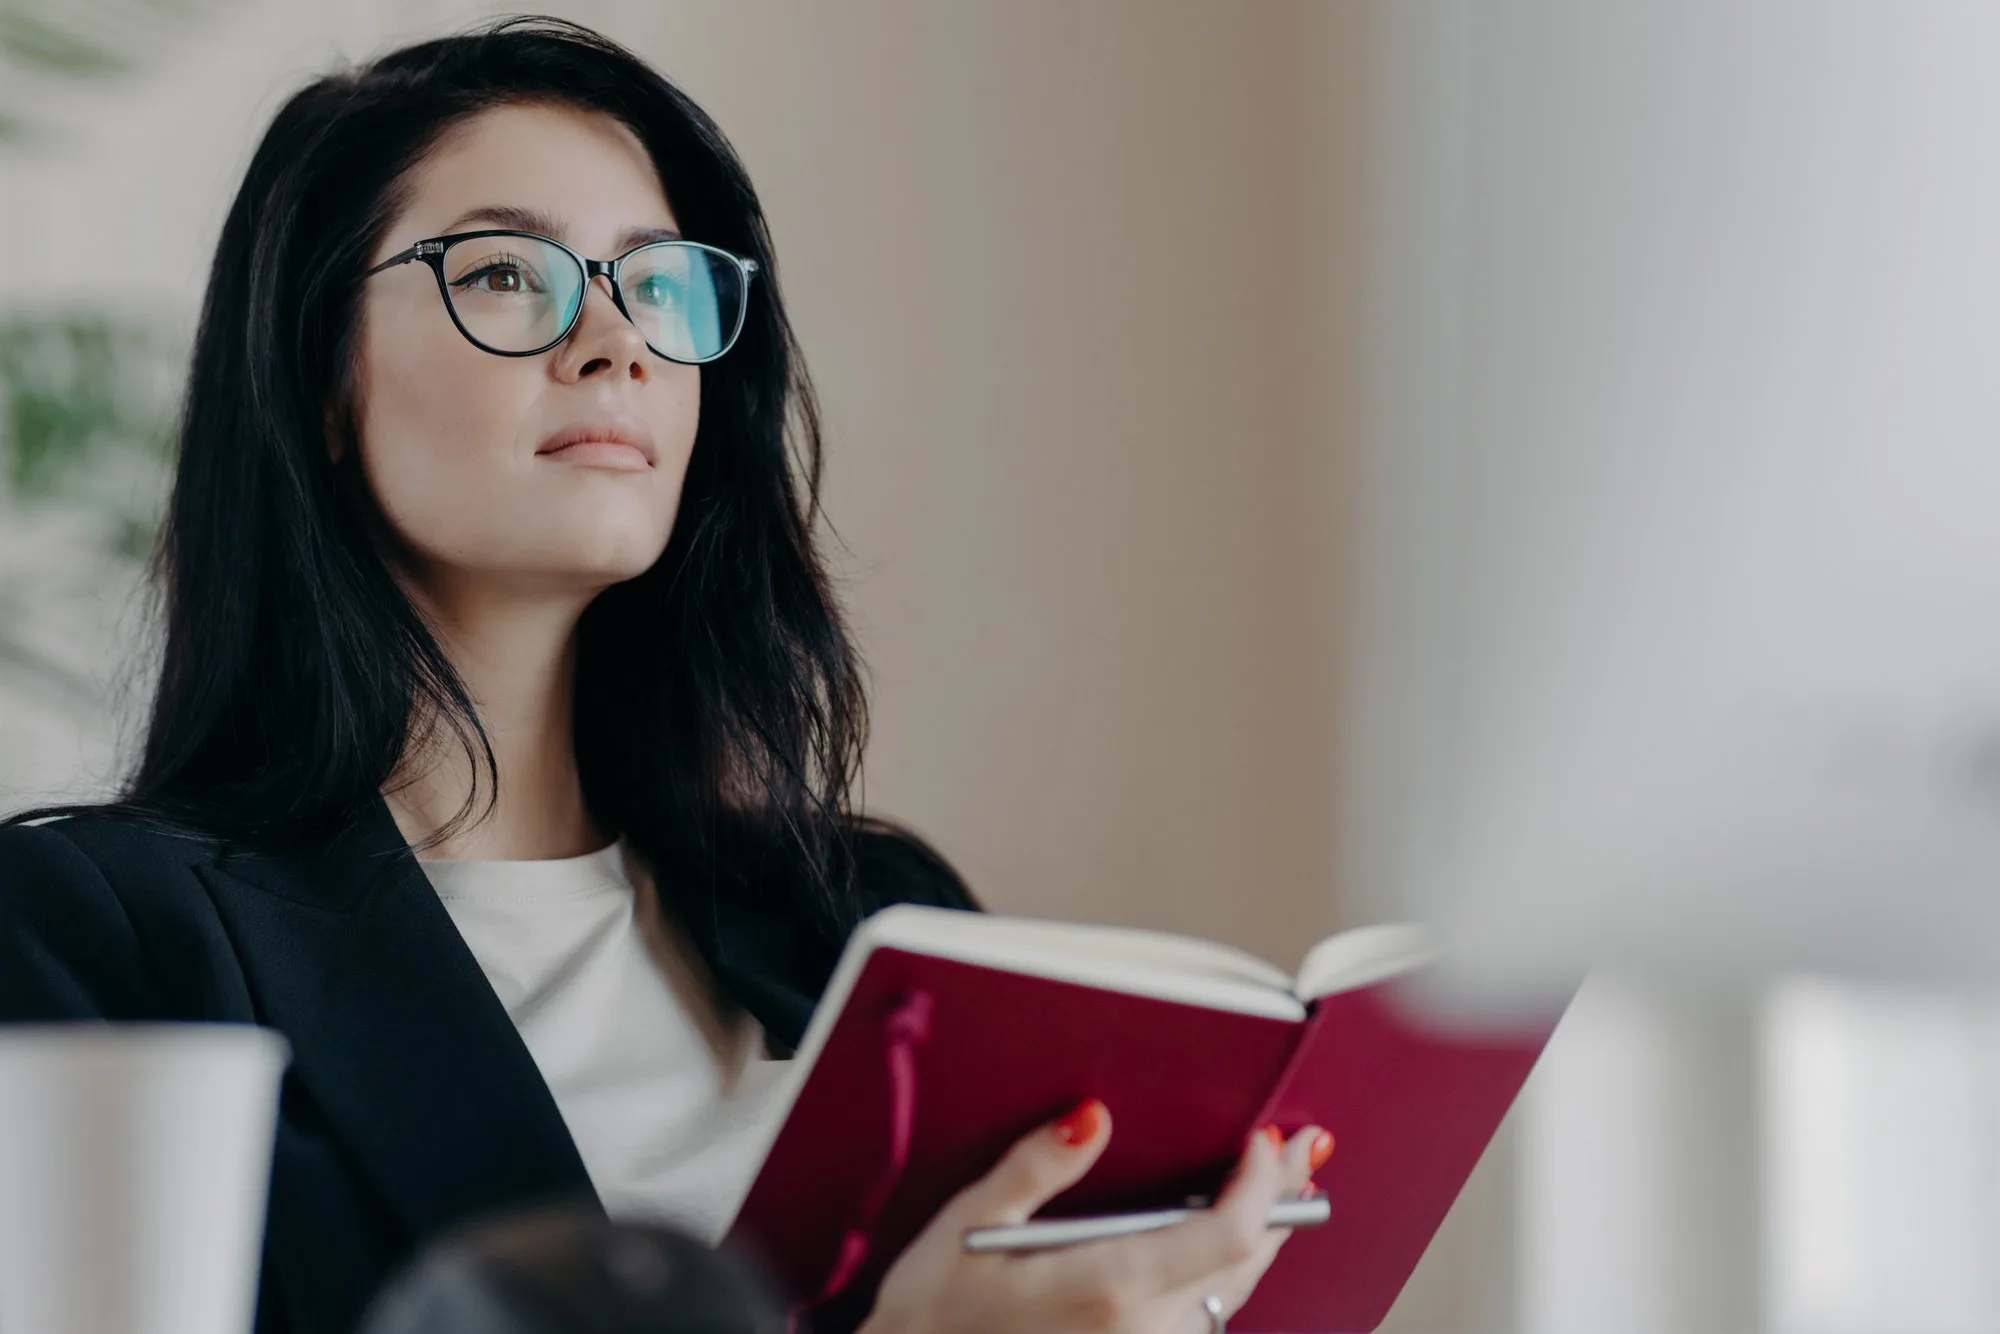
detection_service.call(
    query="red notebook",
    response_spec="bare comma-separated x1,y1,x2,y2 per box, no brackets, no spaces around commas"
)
723,908,1571,1333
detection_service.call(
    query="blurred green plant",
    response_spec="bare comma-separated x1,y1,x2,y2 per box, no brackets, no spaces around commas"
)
0,0,226,716
0,0,231,145
0,309,181,711
0,309,180,557
0,0,228,544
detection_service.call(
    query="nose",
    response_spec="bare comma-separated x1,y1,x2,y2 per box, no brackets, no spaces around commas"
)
553,275,650,382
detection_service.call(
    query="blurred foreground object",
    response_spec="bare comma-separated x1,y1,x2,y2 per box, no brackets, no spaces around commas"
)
1348,0,2000,993
358,1207,786,1334
0,1024,288,1334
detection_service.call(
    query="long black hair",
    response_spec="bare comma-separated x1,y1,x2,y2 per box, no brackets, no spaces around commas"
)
4,16,889,928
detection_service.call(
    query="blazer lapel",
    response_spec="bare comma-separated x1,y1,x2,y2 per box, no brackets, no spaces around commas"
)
195,793,599,1244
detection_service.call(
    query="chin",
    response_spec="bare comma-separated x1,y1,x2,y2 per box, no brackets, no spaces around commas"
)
574,544,672,588
594,555,668,589
551,512,677,578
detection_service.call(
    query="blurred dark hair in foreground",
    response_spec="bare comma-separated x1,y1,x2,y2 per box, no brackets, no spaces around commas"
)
356,1207,786,1334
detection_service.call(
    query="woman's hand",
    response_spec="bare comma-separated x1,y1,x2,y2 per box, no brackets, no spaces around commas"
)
859,1100,1333,1334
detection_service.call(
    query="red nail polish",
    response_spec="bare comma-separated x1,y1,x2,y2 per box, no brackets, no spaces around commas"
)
1053,1098,1106,1145
1262,1124,1284,1153
1309,1130,1335,1172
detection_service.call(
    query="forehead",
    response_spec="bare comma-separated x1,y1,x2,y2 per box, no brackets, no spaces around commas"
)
393,102,679,249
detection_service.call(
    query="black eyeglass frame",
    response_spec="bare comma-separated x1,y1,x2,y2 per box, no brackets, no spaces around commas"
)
363,229,761,364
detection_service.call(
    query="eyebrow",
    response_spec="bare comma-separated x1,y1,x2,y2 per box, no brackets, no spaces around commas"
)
439,204,683,253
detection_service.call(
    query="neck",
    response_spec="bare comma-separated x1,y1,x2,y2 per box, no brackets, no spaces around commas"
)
383,574,609,860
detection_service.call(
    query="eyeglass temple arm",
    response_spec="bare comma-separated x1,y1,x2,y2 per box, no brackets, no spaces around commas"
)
363,240,446,277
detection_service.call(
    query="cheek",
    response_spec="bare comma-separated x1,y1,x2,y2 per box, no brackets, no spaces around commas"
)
354,306,536,560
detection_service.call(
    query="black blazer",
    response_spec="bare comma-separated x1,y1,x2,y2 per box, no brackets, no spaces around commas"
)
0,794,974,1334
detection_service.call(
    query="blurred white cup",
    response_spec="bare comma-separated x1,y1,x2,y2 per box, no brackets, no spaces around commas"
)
0,1024,290,1334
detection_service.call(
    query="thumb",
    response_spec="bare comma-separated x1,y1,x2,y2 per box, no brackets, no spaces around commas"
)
945,1098,1112,1228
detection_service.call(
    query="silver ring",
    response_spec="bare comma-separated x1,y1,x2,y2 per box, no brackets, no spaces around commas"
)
1201,1292,1226,1334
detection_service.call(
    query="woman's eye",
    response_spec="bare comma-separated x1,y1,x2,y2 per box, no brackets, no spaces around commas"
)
452,256,544,294
632,274,683,309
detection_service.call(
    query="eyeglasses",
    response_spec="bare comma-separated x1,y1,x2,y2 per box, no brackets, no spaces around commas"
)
363,229,759,363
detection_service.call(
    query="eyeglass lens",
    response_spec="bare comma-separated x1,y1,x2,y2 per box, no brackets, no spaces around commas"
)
439,235,746,361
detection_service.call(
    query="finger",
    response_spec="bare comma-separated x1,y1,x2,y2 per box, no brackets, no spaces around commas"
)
1110,1123,1291,1295
942,1097,1113,1228
1283,1123,1335,1197
1163,1126,1331,1325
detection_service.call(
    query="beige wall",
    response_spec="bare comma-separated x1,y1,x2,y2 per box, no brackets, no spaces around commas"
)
627,1,1367,967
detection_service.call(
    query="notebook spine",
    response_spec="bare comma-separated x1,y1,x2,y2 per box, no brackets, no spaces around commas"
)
1246,1002,1325,1135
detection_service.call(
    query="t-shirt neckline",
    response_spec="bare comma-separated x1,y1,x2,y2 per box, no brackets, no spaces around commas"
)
417,836,631,902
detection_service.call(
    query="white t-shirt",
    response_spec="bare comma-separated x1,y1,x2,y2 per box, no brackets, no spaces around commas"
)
418,837,793,1242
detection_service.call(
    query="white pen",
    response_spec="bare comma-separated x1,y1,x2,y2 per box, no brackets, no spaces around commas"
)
962,1193,1331,1253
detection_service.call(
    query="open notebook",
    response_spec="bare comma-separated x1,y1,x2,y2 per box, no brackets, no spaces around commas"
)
724,908,1571,1333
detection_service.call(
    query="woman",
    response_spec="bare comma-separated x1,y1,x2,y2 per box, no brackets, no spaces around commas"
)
0,18,1328,1334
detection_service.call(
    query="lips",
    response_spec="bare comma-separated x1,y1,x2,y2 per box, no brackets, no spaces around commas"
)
534,419,658,468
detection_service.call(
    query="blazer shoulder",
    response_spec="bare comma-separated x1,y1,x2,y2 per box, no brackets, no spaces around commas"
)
9,805,222,853
0,807,222,893
0,809,225,1020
